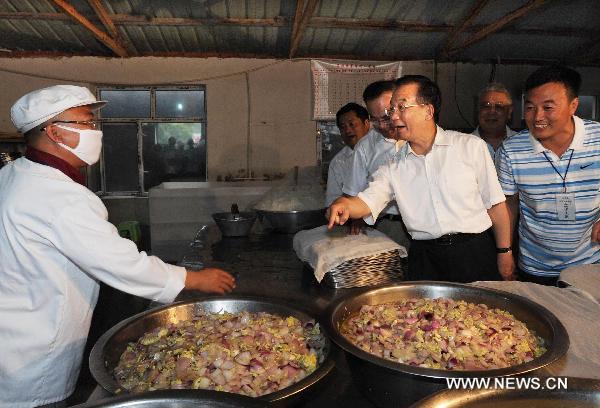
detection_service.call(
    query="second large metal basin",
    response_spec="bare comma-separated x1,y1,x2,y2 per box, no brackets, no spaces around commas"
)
255,209,326,234
90,297,335,407
325,282,570,408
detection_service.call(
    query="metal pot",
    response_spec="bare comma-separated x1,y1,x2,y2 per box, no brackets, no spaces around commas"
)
212,212,257,237
255,209,326,234
408,377,600,408
71,389,266,408
324,282,570,408
90,297,335,407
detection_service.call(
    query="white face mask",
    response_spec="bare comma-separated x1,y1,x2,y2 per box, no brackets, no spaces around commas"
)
56,125,103,165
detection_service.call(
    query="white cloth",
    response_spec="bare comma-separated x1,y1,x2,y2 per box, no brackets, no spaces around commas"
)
325,146,353,206
0,158,186,408
473,281,600,379
343,128,405,215
559,264,600,304
293,225,406,282
358,126,506,240
472,125,517,160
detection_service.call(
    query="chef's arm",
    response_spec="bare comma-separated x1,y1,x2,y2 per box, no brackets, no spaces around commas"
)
184,268,236,294
487,201,516,281
327,196,372,229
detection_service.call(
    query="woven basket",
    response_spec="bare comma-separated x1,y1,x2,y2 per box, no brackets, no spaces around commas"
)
322,249,406,288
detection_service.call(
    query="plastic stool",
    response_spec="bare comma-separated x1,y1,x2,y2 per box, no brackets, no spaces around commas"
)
117,221,141,246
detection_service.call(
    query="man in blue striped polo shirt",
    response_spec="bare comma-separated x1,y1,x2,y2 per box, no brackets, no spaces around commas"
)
496,65,600,285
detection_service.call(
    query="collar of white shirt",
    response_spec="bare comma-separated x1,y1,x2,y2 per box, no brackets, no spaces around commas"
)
401,125,450,159
530,115,585,154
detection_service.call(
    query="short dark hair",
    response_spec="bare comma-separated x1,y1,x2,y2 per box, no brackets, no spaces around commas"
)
362,80,396,103
524,64,581,100
336,103,369,126
394,75,442,122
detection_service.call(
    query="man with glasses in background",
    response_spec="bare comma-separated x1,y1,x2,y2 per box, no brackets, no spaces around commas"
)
0,85,235,407
472,83,517,160
341,80,410,248
328,75,514,283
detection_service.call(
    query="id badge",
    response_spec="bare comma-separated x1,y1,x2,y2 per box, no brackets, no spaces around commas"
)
555,193,576,221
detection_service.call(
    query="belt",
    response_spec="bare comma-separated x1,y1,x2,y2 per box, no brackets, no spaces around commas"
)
418,232,482,246
379,214,402,222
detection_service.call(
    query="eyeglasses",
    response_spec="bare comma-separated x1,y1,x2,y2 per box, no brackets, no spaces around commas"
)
479,102,511,112
369,114,391,126
386,103,427,116
51,120,100,129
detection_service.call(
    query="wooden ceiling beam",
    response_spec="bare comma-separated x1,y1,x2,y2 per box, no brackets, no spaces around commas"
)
439,0,490,58
446,0,546,56
308,17,450,32
0,11,592,38
50,0,128,57
87,0,118,38
289,0,319,59
86,0,136,55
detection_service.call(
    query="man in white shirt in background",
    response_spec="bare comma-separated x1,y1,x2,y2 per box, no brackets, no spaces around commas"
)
328,75,515,283
472,82,517,160
325,103,370,207
343,80,410,247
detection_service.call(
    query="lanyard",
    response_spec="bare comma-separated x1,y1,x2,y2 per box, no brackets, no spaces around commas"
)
542,149,574,193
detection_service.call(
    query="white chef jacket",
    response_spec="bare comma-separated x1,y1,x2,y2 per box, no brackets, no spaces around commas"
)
358,126,506,240
343,128,405,215
325,145,353,206
471,125,517,160
0,158,186,407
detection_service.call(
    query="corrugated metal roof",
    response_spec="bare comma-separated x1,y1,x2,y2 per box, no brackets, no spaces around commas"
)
0,0,598,66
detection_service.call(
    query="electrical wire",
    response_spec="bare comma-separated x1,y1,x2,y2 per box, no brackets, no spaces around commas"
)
0,59,287,86
453,63,473,129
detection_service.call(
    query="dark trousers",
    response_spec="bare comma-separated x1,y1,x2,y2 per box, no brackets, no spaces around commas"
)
517,269,559,286
407,229,500,283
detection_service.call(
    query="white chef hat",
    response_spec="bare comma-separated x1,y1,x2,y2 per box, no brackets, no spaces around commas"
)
10,85,107,133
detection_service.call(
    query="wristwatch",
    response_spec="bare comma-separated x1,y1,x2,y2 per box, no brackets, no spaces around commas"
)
496,246,512,253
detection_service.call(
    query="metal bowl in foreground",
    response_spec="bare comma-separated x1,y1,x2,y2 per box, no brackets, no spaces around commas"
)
90,297,335,407
255,209,326,234
212,212,257,237
325,282,569,408
72,389,266,408
409,377,600,408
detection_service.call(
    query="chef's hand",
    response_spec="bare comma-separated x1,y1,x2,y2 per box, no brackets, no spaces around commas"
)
349,219,367,235
592,221,600,243
497,252,516,281
327,201,350,229
185,268,236,294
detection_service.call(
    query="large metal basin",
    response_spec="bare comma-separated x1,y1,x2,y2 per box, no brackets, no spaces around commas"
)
72,389,266,408
255,209,326,233
90,297,335,407
409,377,600,408
325,282,570,408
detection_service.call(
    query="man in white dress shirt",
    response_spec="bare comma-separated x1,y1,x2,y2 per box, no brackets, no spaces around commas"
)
325,103,370,206
343,80,410,246
472,83,517,160
328,75,515,282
